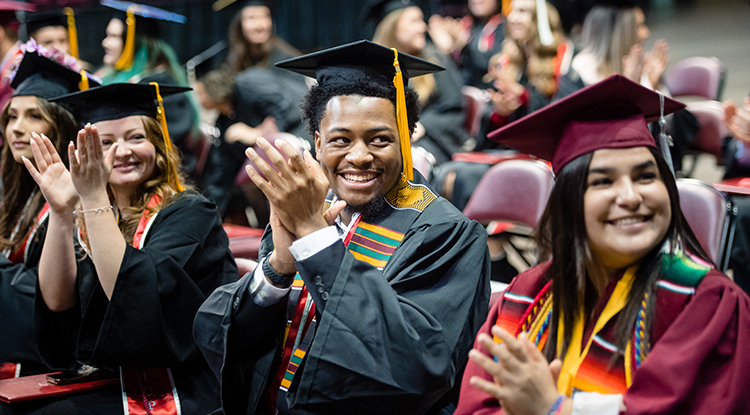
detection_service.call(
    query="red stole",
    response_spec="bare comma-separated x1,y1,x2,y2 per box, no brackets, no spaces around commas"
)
119,195,181,415
7,203,49,265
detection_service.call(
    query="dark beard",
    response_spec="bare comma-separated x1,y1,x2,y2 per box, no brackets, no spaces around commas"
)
342,196,388,221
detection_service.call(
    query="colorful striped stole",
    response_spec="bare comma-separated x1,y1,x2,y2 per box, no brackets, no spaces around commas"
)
270,216,406,411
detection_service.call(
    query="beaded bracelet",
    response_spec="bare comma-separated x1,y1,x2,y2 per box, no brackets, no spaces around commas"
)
547,395,566,415
75,205,114,215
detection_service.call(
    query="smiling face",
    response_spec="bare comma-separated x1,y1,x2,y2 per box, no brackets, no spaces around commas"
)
96,116,156,196
32,26,70,55
395,6,427,55
102,18,124,67
4,96,52,163
241,5,273,46
314,95,402,211
507,0,534,42
584,147,671,273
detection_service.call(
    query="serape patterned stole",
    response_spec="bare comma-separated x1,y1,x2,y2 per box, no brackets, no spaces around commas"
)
271,176,437,410
494,251,709,397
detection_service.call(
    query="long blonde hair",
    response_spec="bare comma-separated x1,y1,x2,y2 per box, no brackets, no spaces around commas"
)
78,116,191,246
372,8,437,106
579,6,641,79
498,1,563,97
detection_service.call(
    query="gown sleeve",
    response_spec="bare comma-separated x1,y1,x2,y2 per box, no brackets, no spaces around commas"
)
623,271,750,415
35,193,237,370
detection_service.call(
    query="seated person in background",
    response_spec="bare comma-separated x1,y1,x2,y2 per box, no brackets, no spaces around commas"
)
722,97,750,293
24,11,71,56
571,1,698,174
428,0,506,89
197,66,307,223
456,75,750,415
194,40,490,415
225,0,300,74
368,0,470,166
97,1,200,180
0,42,95,380
0,2,36,111
15,83,237,414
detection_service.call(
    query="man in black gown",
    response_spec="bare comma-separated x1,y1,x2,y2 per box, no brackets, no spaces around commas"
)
194,40,490,415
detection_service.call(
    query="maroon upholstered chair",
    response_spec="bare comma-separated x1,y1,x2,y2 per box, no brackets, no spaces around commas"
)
463,159,555,230
665,57,725,101
685,100,728,164
676,179,736,270
462,86,490,138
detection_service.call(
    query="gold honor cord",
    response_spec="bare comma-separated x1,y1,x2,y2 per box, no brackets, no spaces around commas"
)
64,8,79,59
390,48,413,181
78,70,89,91
115,8,136,70
149,82,185,191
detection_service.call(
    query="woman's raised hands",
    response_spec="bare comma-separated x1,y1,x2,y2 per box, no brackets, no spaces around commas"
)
23,133,78,215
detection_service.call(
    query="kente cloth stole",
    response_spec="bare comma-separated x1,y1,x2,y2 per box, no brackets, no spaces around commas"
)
494,252,709,397
270,176,435,410
6,202,49,265
119,194,181,415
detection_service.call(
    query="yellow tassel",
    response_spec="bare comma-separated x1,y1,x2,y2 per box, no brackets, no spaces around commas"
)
64,8,79,59
78,70,89,91
149,82,184,191
391,48,413,182
115,8,136,71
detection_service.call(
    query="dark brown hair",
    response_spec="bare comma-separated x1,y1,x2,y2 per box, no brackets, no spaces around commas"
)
0,97,76,255
226,7,299,73
536,146,712,361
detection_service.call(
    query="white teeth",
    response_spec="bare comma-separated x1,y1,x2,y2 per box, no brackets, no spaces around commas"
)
613,216,645,226
343,173,375,183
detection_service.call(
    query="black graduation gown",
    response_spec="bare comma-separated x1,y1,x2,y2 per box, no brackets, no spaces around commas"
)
416,46,472,165
0,215,50,377
194,172,491,415
23,192,237,415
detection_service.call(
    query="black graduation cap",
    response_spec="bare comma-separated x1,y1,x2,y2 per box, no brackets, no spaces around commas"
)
11,49,100,100
276,39,442,88
24,11,67,35
49,82,190,124
359,0,418,24
276,39,443,181
487,75,684,174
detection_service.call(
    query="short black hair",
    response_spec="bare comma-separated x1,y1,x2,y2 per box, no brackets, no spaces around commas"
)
300,78,420,138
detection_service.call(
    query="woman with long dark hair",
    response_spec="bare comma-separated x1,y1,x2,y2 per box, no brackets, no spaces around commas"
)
0,42,94,379
455,75,750,414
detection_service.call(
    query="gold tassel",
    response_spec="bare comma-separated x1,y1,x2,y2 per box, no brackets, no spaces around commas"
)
64,8,79,59
114,8,136,70
149,82,184,191
78,70,89,91
390,48,413,182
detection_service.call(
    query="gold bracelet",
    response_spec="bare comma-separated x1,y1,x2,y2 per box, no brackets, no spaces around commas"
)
75,205,114,215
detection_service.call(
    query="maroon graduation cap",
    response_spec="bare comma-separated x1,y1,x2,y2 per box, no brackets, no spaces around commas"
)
487,75,685,175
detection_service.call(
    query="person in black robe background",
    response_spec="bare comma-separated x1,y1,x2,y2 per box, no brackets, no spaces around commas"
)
0,45,95,379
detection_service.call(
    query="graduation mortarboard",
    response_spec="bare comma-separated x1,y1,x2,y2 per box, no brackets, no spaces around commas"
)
360,0,418,24
100,0,186,71
276,40,443,181
11,48,100,100
51,82,191,190
24,8,80,58
487,74,685,175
